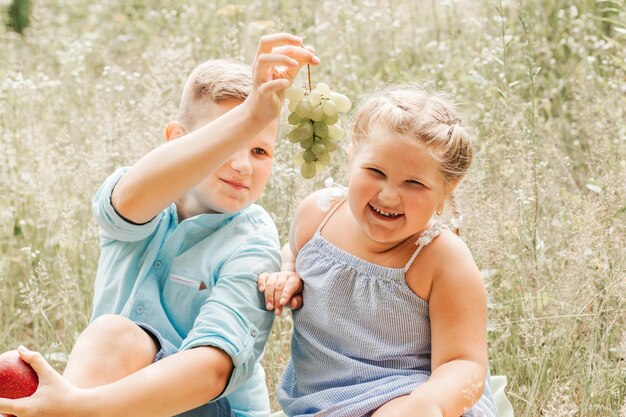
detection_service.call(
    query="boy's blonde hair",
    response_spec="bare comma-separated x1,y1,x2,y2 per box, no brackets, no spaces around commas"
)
351,85,473,232
178,59,252,129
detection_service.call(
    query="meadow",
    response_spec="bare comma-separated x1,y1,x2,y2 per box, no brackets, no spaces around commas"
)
0,0,624,415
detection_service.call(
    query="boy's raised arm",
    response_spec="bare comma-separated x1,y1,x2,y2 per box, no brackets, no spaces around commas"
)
113,34,319,224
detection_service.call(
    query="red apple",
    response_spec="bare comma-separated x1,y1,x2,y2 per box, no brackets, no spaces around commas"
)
0,350,39,399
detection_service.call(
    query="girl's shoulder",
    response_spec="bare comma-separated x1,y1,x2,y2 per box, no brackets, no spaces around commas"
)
406,227,482,301
291,183,347,252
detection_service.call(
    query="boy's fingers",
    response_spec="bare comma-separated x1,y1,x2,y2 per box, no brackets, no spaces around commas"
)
256,53,299,69
17,345,51,378
256,33,303,54
271,45,320,66
258,79,290,95
274,304,284,316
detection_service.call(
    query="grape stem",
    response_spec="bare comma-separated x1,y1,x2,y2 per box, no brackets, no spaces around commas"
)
307,64,312,92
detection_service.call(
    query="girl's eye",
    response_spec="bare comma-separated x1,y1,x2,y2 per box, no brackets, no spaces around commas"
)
367,168,385,176
252,147,267,156
408,180,424,186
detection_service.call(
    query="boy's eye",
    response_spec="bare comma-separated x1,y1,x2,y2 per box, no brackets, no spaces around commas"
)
252,147,267,155
408,180,424,186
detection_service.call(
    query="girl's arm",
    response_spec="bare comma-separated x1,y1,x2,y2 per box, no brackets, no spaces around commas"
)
374,233,488,417
258,189,336,315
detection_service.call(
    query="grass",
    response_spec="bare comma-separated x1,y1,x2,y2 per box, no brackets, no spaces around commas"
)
0,0,624,415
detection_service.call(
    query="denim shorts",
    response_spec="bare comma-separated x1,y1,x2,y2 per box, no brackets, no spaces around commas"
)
137,322,235,417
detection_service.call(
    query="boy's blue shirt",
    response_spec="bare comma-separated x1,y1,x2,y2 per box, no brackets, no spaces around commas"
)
91,167,280,417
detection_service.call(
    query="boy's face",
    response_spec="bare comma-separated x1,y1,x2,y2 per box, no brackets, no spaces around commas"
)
172,99,279,215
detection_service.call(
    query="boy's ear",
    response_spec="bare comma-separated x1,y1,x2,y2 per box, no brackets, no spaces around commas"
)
165,121,187,142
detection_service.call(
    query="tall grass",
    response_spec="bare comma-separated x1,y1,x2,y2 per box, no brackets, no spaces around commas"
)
0,0,624,415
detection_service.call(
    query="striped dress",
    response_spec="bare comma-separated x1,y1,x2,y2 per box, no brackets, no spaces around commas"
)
277,200,498,417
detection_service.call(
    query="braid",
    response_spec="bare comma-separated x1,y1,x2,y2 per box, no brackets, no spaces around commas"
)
448,193,463,236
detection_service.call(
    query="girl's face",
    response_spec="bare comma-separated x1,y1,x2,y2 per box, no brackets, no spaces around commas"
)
347,123,451,246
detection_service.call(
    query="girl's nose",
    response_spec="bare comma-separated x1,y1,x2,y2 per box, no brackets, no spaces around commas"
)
378,184,400,205
230,149,253,175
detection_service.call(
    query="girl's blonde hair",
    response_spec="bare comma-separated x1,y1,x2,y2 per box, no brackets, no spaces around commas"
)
351,85,472,233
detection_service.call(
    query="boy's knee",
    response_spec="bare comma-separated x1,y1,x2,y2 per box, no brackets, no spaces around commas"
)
84,314,157,358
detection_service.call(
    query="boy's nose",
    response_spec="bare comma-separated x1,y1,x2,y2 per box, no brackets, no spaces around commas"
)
229,150,253,175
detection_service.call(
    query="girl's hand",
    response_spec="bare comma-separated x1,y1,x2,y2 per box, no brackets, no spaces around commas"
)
246,33,320,125
0,346,88,417
258,271,304,316
371,395,444,417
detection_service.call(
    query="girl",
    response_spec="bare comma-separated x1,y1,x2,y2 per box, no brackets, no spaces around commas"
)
259,85,499,417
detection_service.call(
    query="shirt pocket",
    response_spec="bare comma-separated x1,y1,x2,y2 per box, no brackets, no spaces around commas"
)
162,270,210,334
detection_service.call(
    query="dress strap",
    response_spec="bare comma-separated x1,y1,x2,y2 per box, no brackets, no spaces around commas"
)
316,199,346,234
404,223,448,272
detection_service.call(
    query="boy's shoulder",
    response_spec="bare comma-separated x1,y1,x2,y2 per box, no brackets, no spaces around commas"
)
229,203,279,243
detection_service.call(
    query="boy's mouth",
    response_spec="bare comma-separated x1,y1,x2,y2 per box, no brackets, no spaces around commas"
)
221,178,249,190
368,203,403,220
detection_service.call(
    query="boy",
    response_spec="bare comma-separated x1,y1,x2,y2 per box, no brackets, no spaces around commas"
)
0,33,319,417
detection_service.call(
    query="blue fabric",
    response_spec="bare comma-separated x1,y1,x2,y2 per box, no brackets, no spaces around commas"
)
91,167,280,417
278,227,499,417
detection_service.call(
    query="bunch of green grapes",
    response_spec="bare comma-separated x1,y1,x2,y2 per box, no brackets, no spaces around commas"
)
284,82,351,179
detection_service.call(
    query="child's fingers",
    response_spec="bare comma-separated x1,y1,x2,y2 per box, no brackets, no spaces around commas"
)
289,295,303,310
271,45,320,67
258,79,291,95
279,277,303,306
17,345,52,380
263,274,278,310
256,33,303,55
258,272,268,292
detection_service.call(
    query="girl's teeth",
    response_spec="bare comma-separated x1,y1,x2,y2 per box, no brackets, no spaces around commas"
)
371,205,399,218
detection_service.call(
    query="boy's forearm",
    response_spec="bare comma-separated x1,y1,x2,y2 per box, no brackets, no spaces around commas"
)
113,100,266,223
407,359,486,416
85,346,233,417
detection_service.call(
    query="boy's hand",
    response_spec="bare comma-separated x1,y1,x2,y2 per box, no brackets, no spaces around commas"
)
0,346,87,417
246,33,320,124
258,271,304,316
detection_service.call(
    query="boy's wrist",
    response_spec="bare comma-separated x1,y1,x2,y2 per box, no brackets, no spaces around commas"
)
280,261,295,272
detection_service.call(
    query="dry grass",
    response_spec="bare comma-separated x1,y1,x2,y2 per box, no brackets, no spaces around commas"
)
0,0,624,415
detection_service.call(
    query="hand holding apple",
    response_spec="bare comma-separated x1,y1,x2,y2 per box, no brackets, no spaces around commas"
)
0,350,39,401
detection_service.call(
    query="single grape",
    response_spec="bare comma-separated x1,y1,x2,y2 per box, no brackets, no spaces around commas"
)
308,90,323,107
322,100,338,117
310,105,325,122
293,150,305,166
296,122,314,140
323,112,339,125
313,122,329,138
328,124,345,140
295,100,312,118
329,92,352,112
325,140,338,152
288,112,302,125
288,99,298,113
286,85,305,103
303,150,316,162
301,162,316,179
316,151,330,166
311,143,326,155
314,83,331,95
300,137,314,149
288,129,300,143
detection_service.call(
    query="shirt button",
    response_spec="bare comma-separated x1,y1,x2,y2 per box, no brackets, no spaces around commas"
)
136,305,144,314
154,261,162,269
250,328,258,337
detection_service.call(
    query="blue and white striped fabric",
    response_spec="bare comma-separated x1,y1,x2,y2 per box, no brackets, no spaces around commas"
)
277,206,498,416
